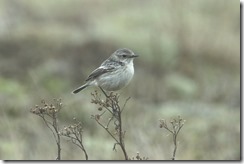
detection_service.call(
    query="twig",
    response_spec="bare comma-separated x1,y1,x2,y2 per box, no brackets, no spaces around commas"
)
91,90,130,160
30,99,62,160
159,116,185,160
60,119,88,160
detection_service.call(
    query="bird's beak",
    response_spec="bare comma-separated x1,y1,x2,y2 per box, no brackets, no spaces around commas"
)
131,54,139,58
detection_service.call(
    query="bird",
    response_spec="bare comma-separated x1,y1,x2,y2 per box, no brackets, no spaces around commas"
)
72,48,138,94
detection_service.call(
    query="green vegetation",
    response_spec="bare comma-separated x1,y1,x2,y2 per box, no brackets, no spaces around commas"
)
0,0,240,160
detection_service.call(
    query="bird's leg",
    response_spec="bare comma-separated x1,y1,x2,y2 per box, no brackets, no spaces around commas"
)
99,87,109,98
99,87,118,114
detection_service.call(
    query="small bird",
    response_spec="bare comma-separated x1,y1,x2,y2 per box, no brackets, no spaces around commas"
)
72,48,138,94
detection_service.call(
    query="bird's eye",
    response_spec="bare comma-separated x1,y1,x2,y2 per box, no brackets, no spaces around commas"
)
122,55,127,58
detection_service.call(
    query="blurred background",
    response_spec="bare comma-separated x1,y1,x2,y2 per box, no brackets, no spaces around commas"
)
0,0,240,160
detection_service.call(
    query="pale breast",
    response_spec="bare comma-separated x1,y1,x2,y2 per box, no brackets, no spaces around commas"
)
96,61,134,91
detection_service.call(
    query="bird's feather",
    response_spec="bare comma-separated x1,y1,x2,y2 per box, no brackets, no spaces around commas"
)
85,67,114,81
85,58,125,82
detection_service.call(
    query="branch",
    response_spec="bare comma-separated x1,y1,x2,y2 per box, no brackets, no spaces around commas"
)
30,99,62,160
159,116,185,160
91,91,129,160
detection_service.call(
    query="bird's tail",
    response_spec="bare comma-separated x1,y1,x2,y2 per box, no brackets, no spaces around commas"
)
72,84,88,94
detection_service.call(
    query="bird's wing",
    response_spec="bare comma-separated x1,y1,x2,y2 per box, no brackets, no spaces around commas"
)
85,58,124,82
85,66,115,82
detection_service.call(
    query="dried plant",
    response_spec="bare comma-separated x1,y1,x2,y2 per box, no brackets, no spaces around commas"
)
159,116,185,160
30,99,62,160
90,90,130,160
30,97,185,160
60,118,88,160
129,152,148,160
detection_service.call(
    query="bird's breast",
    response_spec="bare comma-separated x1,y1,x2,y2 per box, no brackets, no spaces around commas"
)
97,62,134,91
